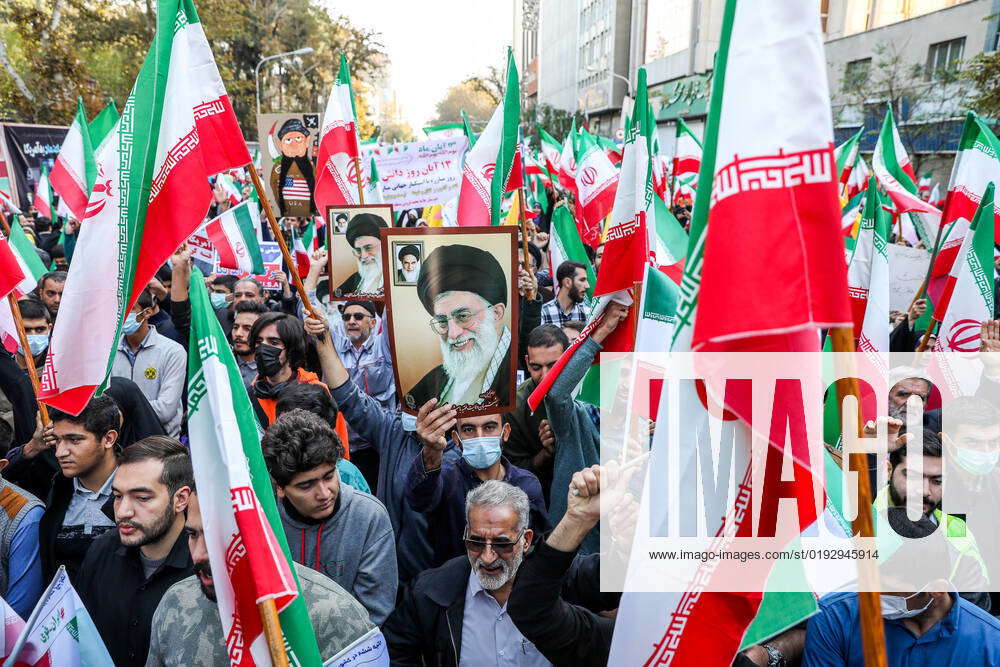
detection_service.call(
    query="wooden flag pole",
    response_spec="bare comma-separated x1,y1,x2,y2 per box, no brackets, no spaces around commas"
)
829,327,888,667
517,190,536,302
0,215,49,425
257,598,290,667
354,155,366,206
247,165,322,321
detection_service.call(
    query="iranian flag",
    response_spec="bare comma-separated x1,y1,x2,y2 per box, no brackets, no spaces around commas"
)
557,119,578,194
457,49,520,227
365,156,384,205
206,201,264,274
850,178,891,360
215,172,243,206
291,222,315,277
651,194,688,282
523,146,551,187
0,596,23,660
538,126,563,176
88,99,119,155
549,205,596,301
32,164,54,221
39,0,250,415
0,190,21,216
929,112,1000,298
186,268,323,666
672,117,702,197
918,172,933,192
573,130,619,247
651,132,669,203
49,98,97,221
872,105,941,218
610,2,849,664
422,123,465,139
5,566,113,666
931,182,995,396
0,240,26,302
7,220,47,296
461,110,477,148
314,54,362,211
834,127,863,187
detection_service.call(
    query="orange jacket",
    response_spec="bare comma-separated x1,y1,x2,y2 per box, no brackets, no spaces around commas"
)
254,368,352,458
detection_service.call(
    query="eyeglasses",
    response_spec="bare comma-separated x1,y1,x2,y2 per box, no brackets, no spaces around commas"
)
342,312,369,322
463,530,524,557
428,306,490,335
351,243,379,257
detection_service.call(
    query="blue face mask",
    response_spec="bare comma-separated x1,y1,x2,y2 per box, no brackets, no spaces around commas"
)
460,435,503,469
18,333,48,357
400,412,417,432
122,312,143,336
954,447,1000,475
210,292,229,309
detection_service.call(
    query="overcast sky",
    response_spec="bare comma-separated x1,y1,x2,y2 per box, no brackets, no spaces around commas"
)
325,0,513,133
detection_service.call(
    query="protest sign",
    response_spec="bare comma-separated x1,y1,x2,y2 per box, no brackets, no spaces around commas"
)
325,204,394,301
364,138,467,210
214,240,284,289
256,112,321,219
888,244,931,311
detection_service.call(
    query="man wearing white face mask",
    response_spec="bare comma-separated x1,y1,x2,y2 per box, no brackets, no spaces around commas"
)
802,508,1000,666
110,288,186,437
404,402,550,568
14,299,51,375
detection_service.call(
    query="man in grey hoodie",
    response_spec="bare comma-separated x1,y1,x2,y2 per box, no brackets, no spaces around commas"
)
261,409,397,625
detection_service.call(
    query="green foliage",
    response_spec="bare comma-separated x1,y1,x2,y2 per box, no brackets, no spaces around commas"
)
962,50,1000,125
524,102,585,147
0,0,387,135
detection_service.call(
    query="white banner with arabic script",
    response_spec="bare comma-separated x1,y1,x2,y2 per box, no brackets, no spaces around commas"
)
363,138,468,210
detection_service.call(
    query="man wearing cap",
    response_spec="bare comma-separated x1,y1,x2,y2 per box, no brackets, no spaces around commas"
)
335,214,388,298
407,244,512,410
269,117,316,219
396,244,421,283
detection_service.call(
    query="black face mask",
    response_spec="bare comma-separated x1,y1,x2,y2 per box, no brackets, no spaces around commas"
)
254,344,285,379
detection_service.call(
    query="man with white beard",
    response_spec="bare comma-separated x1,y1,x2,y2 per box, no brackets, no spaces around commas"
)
334,213,388,297
405,244,512,411
396,244,421,284
384,481,551,665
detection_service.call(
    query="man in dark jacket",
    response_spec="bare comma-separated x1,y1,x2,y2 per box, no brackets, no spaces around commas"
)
385,481,548,666
405,403,549,567
76,437,193,667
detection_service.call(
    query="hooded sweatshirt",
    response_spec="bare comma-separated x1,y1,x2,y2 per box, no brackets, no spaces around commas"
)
277,482,397,626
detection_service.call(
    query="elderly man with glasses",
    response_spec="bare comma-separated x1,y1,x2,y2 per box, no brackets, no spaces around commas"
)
384,481,552,666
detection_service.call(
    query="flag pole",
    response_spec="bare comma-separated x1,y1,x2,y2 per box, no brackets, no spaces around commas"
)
909,220,947,315
257,598,290,667
0,215,49,424
354,155,366,206
829,327,889,667
247,165,322,320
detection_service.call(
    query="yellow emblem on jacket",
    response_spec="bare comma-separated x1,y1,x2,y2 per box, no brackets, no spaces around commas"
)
144,367,157,380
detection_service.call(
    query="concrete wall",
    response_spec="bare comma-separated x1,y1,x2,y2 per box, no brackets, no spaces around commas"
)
539,0,581,112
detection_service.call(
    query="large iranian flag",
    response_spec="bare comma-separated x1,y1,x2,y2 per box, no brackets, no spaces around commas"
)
49,98,97,221
573,129,618,247
929,112,1000,294
538,126,563,176
611,2,847,663
187,268,323,666
39,0,250,415
457,49,520,226
32,164,54,221
931,183,995,396
872,105,941,218
314,54,362,212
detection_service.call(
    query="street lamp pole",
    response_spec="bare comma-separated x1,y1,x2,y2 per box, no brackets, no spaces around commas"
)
585,65,634,98
255,47,315,116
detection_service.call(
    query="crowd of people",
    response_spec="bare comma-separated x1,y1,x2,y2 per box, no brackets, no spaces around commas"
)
0,182,999,667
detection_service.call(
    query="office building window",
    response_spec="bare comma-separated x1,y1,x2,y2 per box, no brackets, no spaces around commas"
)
843,58,871,90
926,37,965,78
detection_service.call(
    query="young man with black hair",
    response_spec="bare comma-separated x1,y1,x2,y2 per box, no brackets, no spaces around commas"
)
262,409,397,625
540,261,590,326
111,288,186,437
231,299,268,387
33,394,121,581
14,298,50,374
77,436,194,667
249,311,326,425
35,270,66,320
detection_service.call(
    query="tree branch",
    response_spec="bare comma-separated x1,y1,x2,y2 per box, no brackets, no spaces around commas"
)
0,34,35,103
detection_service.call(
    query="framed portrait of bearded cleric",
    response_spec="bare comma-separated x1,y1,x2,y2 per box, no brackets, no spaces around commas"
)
382,226,519,417
325,204,395,301
255,112,320,219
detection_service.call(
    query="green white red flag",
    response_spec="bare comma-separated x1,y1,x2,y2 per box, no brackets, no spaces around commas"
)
538,127,562,176
849,178,891,360
872,106,941,218
186,268,323,666
548,205,596,301
32,164,54,221
206,201,264,274
0,240,25,302
7,220,47,297
672,117,702,203
215,173,243,206
5,566,113,666
87,99,119,156
557,119,578,194
457,49,521,226
572,129,618,246
834,127,863,186
49,98,97,221
39,0,251,415
0,190,21,216
315,54,362,211
931,183,995,396
365,156,385,205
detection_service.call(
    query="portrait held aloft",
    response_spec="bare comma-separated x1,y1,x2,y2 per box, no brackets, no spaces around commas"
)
256,112,320,218
382,227,519,417
325,204,395,301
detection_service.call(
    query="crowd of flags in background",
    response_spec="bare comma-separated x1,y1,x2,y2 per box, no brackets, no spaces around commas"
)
0,0,996,663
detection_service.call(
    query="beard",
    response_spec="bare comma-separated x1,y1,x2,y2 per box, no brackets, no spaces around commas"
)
118,505,175,548
568,284,584,304
888,403,907,420
469,550,524,591
440,319,501,384
357,255,382,293
193,560,217,602
402,267,419,281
